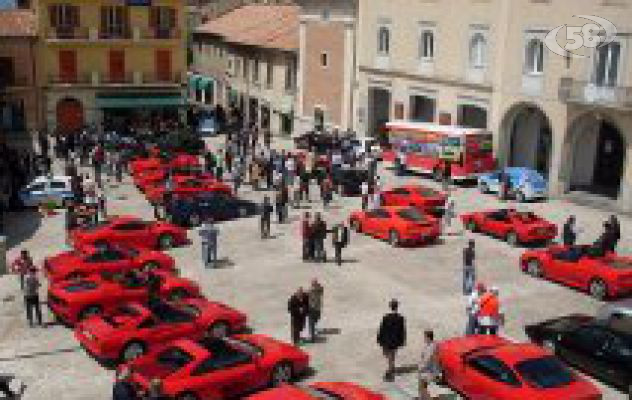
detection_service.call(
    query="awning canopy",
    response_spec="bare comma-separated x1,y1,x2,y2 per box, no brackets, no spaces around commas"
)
96,93,185,109
198,76,214,89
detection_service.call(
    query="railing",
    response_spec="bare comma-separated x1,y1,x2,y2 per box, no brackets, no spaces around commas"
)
142,71,183,85
46,26,89,40
48,73,91,85
100,72,135,85
139,27,181,40
559,77,632,108
99,27,132,40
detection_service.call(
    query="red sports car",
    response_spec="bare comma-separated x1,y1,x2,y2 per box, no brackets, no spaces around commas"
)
461,209,557,246
70,216,188,250
246,382,386,399
520,244,632,300
43,244,175,283
134,168,211,193
145,176,232,205
75,298,247,364
436,335,602,400
48,270,201,325
381,185,447,215
123,334,310,400
349,206,441,247
131,154,200,176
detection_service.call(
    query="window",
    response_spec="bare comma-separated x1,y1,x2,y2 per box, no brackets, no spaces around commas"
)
468,356,521,386
48,4,79,38
469,32,487,67
149,6,176,39
285,57,296,91
252,59,259,83
0,58,14,86
266,61,273,88
378,26,390,55
419,30,435,59
320,52,329,68
100,6,129,38
525,39,544,74
594,42,621,87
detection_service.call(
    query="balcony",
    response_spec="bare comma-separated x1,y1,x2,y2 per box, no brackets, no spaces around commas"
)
48,73,92,86
559,78,632,109
48,71,183,87
46,27,89,41
139,28,182,40
99,27,132,40
142,71,183,85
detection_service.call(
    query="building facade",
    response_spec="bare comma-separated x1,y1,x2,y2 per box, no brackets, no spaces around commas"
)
191,4,299,135
37,0,188,134
355,0,632,212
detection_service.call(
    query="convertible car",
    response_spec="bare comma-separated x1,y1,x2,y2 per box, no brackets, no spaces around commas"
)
381,185,446,215
349,206,441,247
145,176,232,205
43,244,175,283
520,244,632,300
123,334,310,400
436,335,601,400
48,270,200,325
461,209,557,246
75,298,247,364
130,153,200,176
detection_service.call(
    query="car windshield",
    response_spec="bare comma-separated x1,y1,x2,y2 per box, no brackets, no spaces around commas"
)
397,208,426,223
156,347,193,371
515,356,575,389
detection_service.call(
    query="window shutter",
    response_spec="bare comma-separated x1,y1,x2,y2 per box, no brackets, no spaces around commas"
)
49,5,58,27
149,7,158,28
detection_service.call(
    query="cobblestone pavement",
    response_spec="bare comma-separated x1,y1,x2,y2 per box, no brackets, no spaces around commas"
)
1,136,629,399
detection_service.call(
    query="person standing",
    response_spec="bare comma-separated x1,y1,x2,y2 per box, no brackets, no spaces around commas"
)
477,287,502,335
417,330,439,400
442,193,456,231
361,180,369,211
112,366,136,400
608,214,621,252
377,299,406,382
463,240,476,295
23,268,43,327
275,187,285,224
10,249,34,290
301,212,313,261
260,196,273,239
466,283,485,335
199,218,219,268
307,279,324,342
288,287,309,345
331,222,349,266
313,213,327,262
562,215,578,246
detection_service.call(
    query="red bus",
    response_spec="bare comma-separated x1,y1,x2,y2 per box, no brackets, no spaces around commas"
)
382,121,495,182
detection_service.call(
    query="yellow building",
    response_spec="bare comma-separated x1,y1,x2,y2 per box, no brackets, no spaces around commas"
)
36,0,187,133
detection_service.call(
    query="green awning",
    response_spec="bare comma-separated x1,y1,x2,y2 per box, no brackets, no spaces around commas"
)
96,94,185,109
199,76,214,89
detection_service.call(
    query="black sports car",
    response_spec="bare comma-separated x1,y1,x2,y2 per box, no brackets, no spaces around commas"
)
332,168,369,196
525,314,632,394
166,193,259,227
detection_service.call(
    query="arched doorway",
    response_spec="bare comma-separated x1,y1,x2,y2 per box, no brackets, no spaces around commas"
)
500,104,552,175
567,114,625,198
56,98,84,133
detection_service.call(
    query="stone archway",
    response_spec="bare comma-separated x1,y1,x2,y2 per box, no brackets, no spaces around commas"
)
56,98,84,133
499,103,552,175
564,113,626,199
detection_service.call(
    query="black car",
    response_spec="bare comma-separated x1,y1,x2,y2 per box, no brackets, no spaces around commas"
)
525,314,632,394
166,193,259,227
332,168,369,196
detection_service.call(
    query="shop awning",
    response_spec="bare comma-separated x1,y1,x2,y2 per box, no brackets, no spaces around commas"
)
199,76,214,89
96,94,186,109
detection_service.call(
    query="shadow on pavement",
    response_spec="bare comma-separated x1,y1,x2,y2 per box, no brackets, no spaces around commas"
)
4,210,43,251
0,346,80,362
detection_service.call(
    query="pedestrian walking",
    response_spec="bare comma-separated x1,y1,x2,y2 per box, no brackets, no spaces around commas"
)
288,287,309,345
275,187,285,224
260,196,273,239
199,218,219,268
465,283,485,335
113,366,136,400
10,249,34,290
361,180,369,211
608,214,621,251
307,279,324,342
562,215,578,246
442,193,456,231
23,269,42,327
477,286,502,335
98,190,107,222
331,222,349,266
417,330,439,400
377,299,406,382
313,213,327,262
463,239,476,295
301,212,313,261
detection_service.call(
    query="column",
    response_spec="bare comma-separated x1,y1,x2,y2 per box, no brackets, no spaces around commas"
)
341,20,355,131
297,19,307,133
547,108,570,198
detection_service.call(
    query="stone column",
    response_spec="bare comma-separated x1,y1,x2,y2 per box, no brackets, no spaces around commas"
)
341,20,355,131
297,19,307,134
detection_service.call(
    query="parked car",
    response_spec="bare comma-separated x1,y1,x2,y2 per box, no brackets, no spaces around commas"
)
145,176,232,205
461,208,557,246
349,206,441,247
436,335,602,400
47,270,200,325
197,116,218,136
123,334,310,399
332,168,369,196
247,382,386,399
167,192,259,227
130,153,200,176
134,168,209,193
525,314,632,395
43,244,175,283
69,216,189,251
18,175,74,207
597,299,632,322
520,244,632,300
381,185,446,215
75,298,247,364
478,167,548,202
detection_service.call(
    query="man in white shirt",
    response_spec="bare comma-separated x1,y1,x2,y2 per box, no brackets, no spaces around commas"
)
361,181,369,210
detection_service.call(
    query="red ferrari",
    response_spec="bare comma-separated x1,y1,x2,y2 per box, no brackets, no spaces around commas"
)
381,185,446,215
131,154,200,176
48,270,201,325
145,176,232,205
43,244,175,283
75,298,247,364
349,206,441,246
436,335,602,400
134,168,212,193
70,216,188,250
123,334,310,400
247,382,386,399
461,209,557,246
521,244,632,300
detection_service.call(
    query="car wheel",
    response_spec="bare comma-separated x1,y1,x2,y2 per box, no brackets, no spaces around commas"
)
79,305,102,321
589,278,608,300
120,341,146,363
142,261,160,272
158,233,175,250
270,362,293,387
526,259,542,278
388,230,400,247
351,219,362,233
208,321,230,339
466,220,478,232
506,231,519,247
168,288,189,301
188,213,201,227
542,339,557,354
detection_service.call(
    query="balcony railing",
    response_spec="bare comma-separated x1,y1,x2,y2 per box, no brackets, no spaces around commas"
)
100,72,135,85
49,71,183,86
143,71,183,85
48,73,91,85
46,26,89,40
140,27,181,40
99,27,132,40
559,78,632,109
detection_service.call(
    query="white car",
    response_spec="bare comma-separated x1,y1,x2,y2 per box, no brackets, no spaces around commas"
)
18,175,74,207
